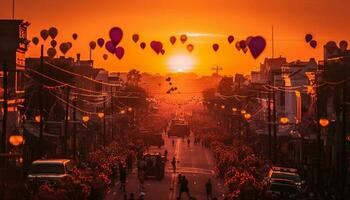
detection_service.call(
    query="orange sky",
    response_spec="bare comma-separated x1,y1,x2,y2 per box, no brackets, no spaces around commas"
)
1,0,349,75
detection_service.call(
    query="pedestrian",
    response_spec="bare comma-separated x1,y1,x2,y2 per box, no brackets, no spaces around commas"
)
178,176,191,199
172,139,175,147
187,138,191,147
126,154,133,172
129,193,135,200
120,164,127,192
172,157,177,173
205,179,212,200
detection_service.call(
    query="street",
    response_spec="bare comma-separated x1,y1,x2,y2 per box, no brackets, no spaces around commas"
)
105,133,227,200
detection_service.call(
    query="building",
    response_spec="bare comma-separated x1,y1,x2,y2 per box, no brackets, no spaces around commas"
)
0,20,29,152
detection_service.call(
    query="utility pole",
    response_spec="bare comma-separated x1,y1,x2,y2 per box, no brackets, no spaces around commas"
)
315,70,322,192
63,86,70,156
211,66,223,75
341,74,347,197
272,85,277,162
272,26,275,58
110,86,114,139
12,0,15,19
1,61,8,156
38,45,44,158
103,96,106,147
267,82,272,160
72,97,77,160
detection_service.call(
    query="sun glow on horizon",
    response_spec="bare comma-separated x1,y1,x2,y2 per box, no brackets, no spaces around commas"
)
167,54,196,72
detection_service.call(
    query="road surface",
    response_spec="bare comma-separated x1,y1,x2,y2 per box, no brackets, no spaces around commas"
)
105,134,227,200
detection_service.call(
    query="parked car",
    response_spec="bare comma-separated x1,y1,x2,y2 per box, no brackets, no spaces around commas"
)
167,119,190,137
27,159,75,188
266,178,298,199
265,166,304,191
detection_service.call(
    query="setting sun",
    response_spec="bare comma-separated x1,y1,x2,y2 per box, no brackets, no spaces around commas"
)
167,54,196,72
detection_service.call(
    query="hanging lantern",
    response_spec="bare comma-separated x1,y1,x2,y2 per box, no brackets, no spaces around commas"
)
120,110,126,114
128,107,133,112
221,105,225,109
244,113,251,120
241,110,246,114
35,115,41,123
232,107,237,112
97,112,104,118
9,135,24,146
319,118,329,127
82,115,90,122
280,117,289,125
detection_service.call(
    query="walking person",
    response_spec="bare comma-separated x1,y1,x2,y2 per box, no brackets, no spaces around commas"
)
205,179,213,200
187,138,191,147
178,176,191,199
119,164,127,192
172,157,177,173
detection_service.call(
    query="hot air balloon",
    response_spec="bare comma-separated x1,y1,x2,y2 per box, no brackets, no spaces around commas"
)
186,44,194,52
97,38,105,48
150,41,163,54
228,35,234,44
47,48,57,58
235,41,241,51
166,77,171,82
239,40,247,49
309,40,317,48
105,41,116,54
140,42,146,49
248,36,266,59
102,54,108,60
325,41,338,54
109,27,123,46
40,29,49,41
180,34,187,44
242,47,248,54
246,36,253,46
50,40,57,48
48,27,58,39
89,41,97,50
72,33,78,40
212,43,219,52
169,82,172,85
115,47,125,60
59,43,69,55
170,36,176,45
67,42,72,50
339,40,348,51
32,37,39,45
305,34,313,43
161,49,165,55
132,34,139,43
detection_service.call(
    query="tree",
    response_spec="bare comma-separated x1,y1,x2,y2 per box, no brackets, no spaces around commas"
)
126,69,142,86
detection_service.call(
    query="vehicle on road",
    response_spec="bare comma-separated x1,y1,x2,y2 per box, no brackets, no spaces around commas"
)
266,178,298,199
142,153,165,180
265,166,304,191
167,119,190,138
139,129,165,147
27,159,75,188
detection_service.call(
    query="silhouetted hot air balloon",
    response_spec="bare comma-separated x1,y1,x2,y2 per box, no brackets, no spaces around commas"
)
186,44,194,52
248,36,266,59
228,35,234,44
59,43,69,55
339,40,348,51
50,40,57,48
325,41,338,54
180,34,187,44
212,43,219,52
105,41,116,53
67,42,72,50
132,34,139,43
309,40,317,48
89,41,97,50
150,41,163,54
72,33,78,40
169,82,172,85
166,77,171,82
47,48,57,58
40,29,49,41
109,27,123,46
48,27,58,39
239,40,246,49
97,38,105,48
305,34,313,43
103,54,108,60
170,36,176,45
242,47,248,54
140,42,146,49
115,46,125,60
32,37,39,45
246,36,253,46
161,49,165,55
235,41,241,51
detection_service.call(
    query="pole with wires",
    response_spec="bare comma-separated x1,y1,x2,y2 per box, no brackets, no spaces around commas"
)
63,86,70,156
38,45,44,158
